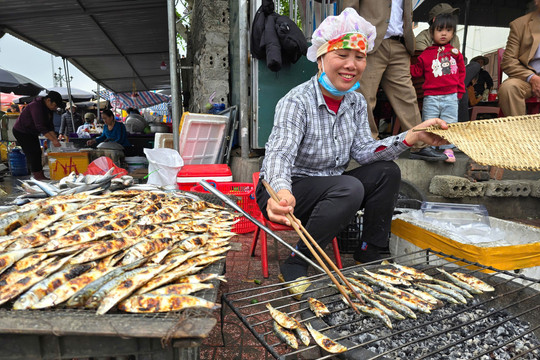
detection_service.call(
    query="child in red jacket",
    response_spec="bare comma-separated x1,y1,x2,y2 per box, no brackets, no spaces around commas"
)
411,13,465,163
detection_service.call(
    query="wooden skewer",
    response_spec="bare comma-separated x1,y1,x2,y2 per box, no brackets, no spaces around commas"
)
261,180,364,312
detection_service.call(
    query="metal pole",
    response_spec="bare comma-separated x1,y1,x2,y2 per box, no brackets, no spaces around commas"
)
167,0,181,152
239,0,249,159
96,84,101,124
63,58,75,135
462,0,470,60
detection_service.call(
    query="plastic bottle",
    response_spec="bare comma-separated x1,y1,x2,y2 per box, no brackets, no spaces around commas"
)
0,143,7,162
8,148,29,176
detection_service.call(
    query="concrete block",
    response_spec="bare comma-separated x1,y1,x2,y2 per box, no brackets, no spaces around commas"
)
531,180,540,198
485,181,513,197
504,180,532,197
466,182,487,197
429,175,470,198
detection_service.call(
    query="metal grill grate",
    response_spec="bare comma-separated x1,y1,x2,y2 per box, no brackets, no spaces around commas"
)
222,249,540,359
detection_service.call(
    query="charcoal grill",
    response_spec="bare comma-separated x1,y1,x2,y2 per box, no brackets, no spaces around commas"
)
222,249,540,359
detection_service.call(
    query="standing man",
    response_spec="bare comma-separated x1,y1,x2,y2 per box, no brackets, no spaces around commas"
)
342,0,447,161
12,91,64,180
59,102,82,140
498,0,540,116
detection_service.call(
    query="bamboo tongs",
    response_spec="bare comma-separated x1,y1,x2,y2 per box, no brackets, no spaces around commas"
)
261,180,365,312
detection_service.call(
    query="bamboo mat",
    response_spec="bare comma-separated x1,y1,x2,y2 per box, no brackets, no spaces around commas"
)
423,115,540,171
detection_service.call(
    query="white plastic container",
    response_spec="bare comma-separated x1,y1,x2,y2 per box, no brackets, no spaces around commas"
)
125,156,148,173
154,133,173,149
178,112,228,164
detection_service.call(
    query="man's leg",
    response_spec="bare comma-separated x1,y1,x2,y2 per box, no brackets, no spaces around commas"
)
359,40,391,139
499,77,531,116
344,161,401,263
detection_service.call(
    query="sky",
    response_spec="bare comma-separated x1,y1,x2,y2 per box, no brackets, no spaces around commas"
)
0,34,98,93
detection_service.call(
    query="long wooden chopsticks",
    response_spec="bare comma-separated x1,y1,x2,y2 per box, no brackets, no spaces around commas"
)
261,180,365,312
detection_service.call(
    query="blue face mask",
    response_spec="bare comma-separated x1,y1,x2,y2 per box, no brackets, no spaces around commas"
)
317,58,360,97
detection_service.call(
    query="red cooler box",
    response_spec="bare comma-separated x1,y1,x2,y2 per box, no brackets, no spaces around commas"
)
177,164,233,191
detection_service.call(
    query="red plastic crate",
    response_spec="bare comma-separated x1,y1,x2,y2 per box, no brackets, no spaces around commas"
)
190,182,260,234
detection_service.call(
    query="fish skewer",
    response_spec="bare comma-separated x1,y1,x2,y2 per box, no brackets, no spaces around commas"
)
452,272,495,292
437,268,483,294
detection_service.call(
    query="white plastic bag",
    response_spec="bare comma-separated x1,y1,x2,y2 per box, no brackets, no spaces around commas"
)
143,148,184,186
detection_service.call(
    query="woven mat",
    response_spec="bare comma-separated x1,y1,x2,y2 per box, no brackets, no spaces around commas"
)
423,115,540,171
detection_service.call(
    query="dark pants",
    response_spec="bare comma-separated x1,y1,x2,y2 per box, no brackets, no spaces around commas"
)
256,161,401,261
12,128,42,172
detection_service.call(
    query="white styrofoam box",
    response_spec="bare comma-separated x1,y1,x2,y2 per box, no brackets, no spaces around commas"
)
178,113,228,164
154,133,173,149
390,213,540,290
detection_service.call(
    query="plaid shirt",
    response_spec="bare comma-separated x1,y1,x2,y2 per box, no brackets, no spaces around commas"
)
261,75,410,192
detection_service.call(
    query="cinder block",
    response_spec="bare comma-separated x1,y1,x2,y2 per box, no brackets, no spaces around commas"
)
466,182,487,197
531,180,540,198
504,180,532,197
485,181,513,197
429,175,470,198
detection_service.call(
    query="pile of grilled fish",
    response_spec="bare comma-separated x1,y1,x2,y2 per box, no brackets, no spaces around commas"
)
0,189,235,314
268,260,495,353
14,169,134,205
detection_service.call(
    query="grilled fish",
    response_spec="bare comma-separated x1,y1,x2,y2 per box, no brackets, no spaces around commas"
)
178,234,208,252
0,254,75,306
363,268,411,286
378,268,414,281
175,273,227,284
305,323,347,353
121,235,176,265
0,207,41,236
413,283,460,305
452,272,495,292
266,303,298,329
69,236,141,264
381,260,434,281
13,262,94,310
351,272,400,292
437,268,483,294
96,264,168,315
0,248,34,276
118,293,220,313
379,290,432,314
416,282,467,304
345,277,374,294
291,318,310,346
360,293,405,320
308,297,330,317
431,279,474,299
134,264,200,295
7,203,82,238
149,282,214,296
273,321,298,350
66,258,146,308
342,297,393,329
406,288,444,308
33,266,115,309
372,293,417,319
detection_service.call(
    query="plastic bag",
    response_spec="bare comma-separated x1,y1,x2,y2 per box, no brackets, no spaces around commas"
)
143,148,184,186
84,156,128,178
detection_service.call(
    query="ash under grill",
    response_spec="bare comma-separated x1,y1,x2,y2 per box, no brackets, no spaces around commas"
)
222,249,540,360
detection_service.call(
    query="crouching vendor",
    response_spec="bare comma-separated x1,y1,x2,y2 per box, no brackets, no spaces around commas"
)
256,8,449,283
86,109,134,155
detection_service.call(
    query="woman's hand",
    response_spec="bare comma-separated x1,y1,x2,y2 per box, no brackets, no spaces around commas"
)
266,189,298,226
404,118,450,147
87,139,96,146
51,138,61,148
